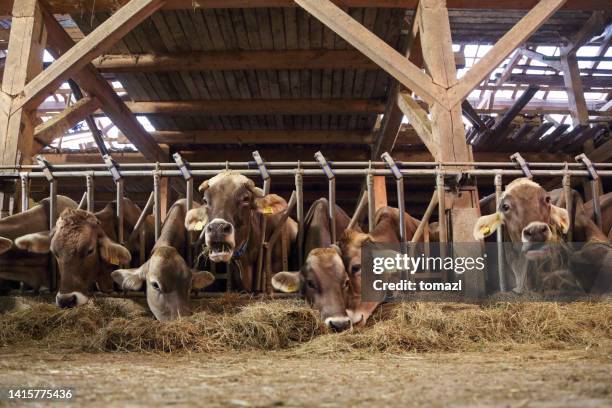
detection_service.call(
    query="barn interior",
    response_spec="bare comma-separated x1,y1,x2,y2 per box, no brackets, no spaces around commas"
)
0,1,610,219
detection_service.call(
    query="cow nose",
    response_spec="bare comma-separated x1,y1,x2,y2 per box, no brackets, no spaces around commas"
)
57,294,77,308
523,223,550,242
325,317,352,332
206,220,233,236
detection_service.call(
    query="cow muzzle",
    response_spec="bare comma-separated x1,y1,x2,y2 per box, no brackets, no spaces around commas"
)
56,291,89,308
324,316,352,332
522,222,552,260
205,218,235,263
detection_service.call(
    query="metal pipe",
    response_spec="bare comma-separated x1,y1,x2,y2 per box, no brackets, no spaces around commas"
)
366,171,375,232
562,172,573,242
49,179,58,291
116,178,124,245
153,171,161,241
295,170,304,267
436,173,447,244
591,180,603,230
77,192,87,210
86,173,94,212
411,191,438,244
329,178,337,243
128,191,154,244
348,192,367,231
494,173,506,292
265,191,297,295
20,174,28,212
186,178,194,265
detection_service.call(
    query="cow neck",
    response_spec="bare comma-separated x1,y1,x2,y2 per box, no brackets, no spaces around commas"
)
232,211,253,260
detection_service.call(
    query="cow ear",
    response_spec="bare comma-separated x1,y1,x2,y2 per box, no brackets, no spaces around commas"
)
185,207,208,231
191,270,215,290
255,194,288,215
15,231,51,254
330,244,342,257
551,205,570,234
271,271,301,293
473,213,502,240
198,180,210,193
0,237,12,255
99,235,132,265
111,266,145,291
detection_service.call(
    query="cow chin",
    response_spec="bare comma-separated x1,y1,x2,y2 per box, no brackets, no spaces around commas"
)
522,242,551,261
205,237,235,263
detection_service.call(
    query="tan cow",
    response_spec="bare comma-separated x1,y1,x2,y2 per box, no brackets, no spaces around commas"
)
15,199,155,307
185,171,297,291
112,199,215,321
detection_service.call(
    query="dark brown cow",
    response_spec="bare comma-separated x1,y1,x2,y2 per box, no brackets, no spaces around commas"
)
272,198,357,331
112,199,215,321
185,171,297,291
0,196,78,290
474,178,611,294
0,237,12,255
583,192,612,238
338,206,423,325
15,198,155,307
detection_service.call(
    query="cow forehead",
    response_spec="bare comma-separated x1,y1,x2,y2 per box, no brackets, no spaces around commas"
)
206,171,251,191
306,249,345,278
502,178,543,199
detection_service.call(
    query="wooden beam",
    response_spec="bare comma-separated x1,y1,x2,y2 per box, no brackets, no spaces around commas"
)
501,73,610,87
477,50,522,109
0,0,46,168
33,96,101,147
151,130,375,145
589,139,612,162
99,99,385,116
41,5,166,163
12,0,165,112
295,0,447,107
448,0,568,107
397,92,437,158
518,47,562,70
562,11,607,55
1,0,607,13
560,54,590,126
91,50,467,73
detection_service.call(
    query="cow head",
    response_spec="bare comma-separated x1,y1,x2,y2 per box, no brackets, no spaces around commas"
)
474,178,570,261
111,246,214,321
14,208,131,308
272,246,353,332
0,237,12,255
185,171,287,262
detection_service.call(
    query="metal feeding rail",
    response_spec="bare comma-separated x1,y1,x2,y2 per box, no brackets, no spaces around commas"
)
0,151,609,294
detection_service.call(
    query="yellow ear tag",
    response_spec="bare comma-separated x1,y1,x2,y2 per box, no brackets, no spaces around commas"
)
194,221,205,231
480,226,491,236
262,207,274,215
109,255,120,266
285,283,298,293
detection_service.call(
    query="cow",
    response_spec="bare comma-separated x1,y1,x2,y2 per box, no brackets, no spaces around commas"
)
0,196,78,291
583,192,612,238
14,198,155,308
111,199,215,321
337,206,424,326
184,171,297,292
474,178,611,294
271,198,358,332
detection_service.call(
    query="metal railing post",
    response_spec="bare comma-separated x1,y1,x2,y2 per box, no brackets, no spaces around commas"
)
253,151,270,292
20,173,29,212
86,172,95,212
315,151,337,243
382,152,407,245
174,153,194,263
153,169,162,241
562,168,573,243
103,154,124,244
36,155,57,291
494,173,506,292
366,168,375,233
576,153,602,230
295,166,304,267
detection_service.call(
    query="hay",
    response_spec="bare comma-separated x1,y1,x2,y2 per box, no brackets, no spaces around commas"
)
0,295,610,354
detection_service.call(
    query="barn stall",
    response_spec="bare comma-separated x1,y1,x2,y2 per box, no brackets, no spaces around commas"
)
0,0,611,406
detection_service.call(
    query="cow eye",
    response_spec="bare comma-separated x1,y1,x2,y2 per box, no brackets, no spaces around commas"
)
545,196,551,204
350,265,361,275
86,247,95,256
202,198,208,206
151,281,161,292
501,203,510,212
241,194,250,202
306,279,317,290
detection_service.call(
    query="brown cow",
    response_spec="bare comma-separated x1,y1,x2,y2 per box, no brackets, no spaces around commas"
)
185,171,297,291
0,237,11,255
338,206,423,325
583,192,612,238
15,198,154,307
112,199,215,321
0,196,78,291
272,198,357,331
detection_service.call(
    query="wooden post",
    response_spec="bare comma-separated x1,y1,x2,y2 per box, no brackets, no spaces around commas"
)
419,0,485,297
0,0,46,169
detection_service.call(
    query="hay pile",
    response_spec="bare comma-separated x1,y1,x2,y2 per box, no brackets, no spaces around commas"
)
0,295,610,354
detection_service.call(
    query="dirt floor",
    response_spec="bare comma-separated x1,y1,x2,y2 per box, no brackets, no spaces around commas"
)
0,346,610,407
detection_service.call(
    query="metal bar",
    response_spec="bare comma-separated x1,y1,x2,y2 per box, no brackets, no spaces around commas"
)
77,191,87,210
494,173,506,292
128,191,154,244
253,152,271,292
348,192,367,231
86,173,94,212
20,174,29,212
562,172,573,243
382,152,407,245
510,152,533,179
436,173,448,283
265,191,297,295
49,179,58,291
153,171,162,241
411,191,438,244
116,178,124,245
295,170,304,267
67,79,109,158
315,151,336,243
576,153,602,230
366,171,375,232
185,178,194,264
